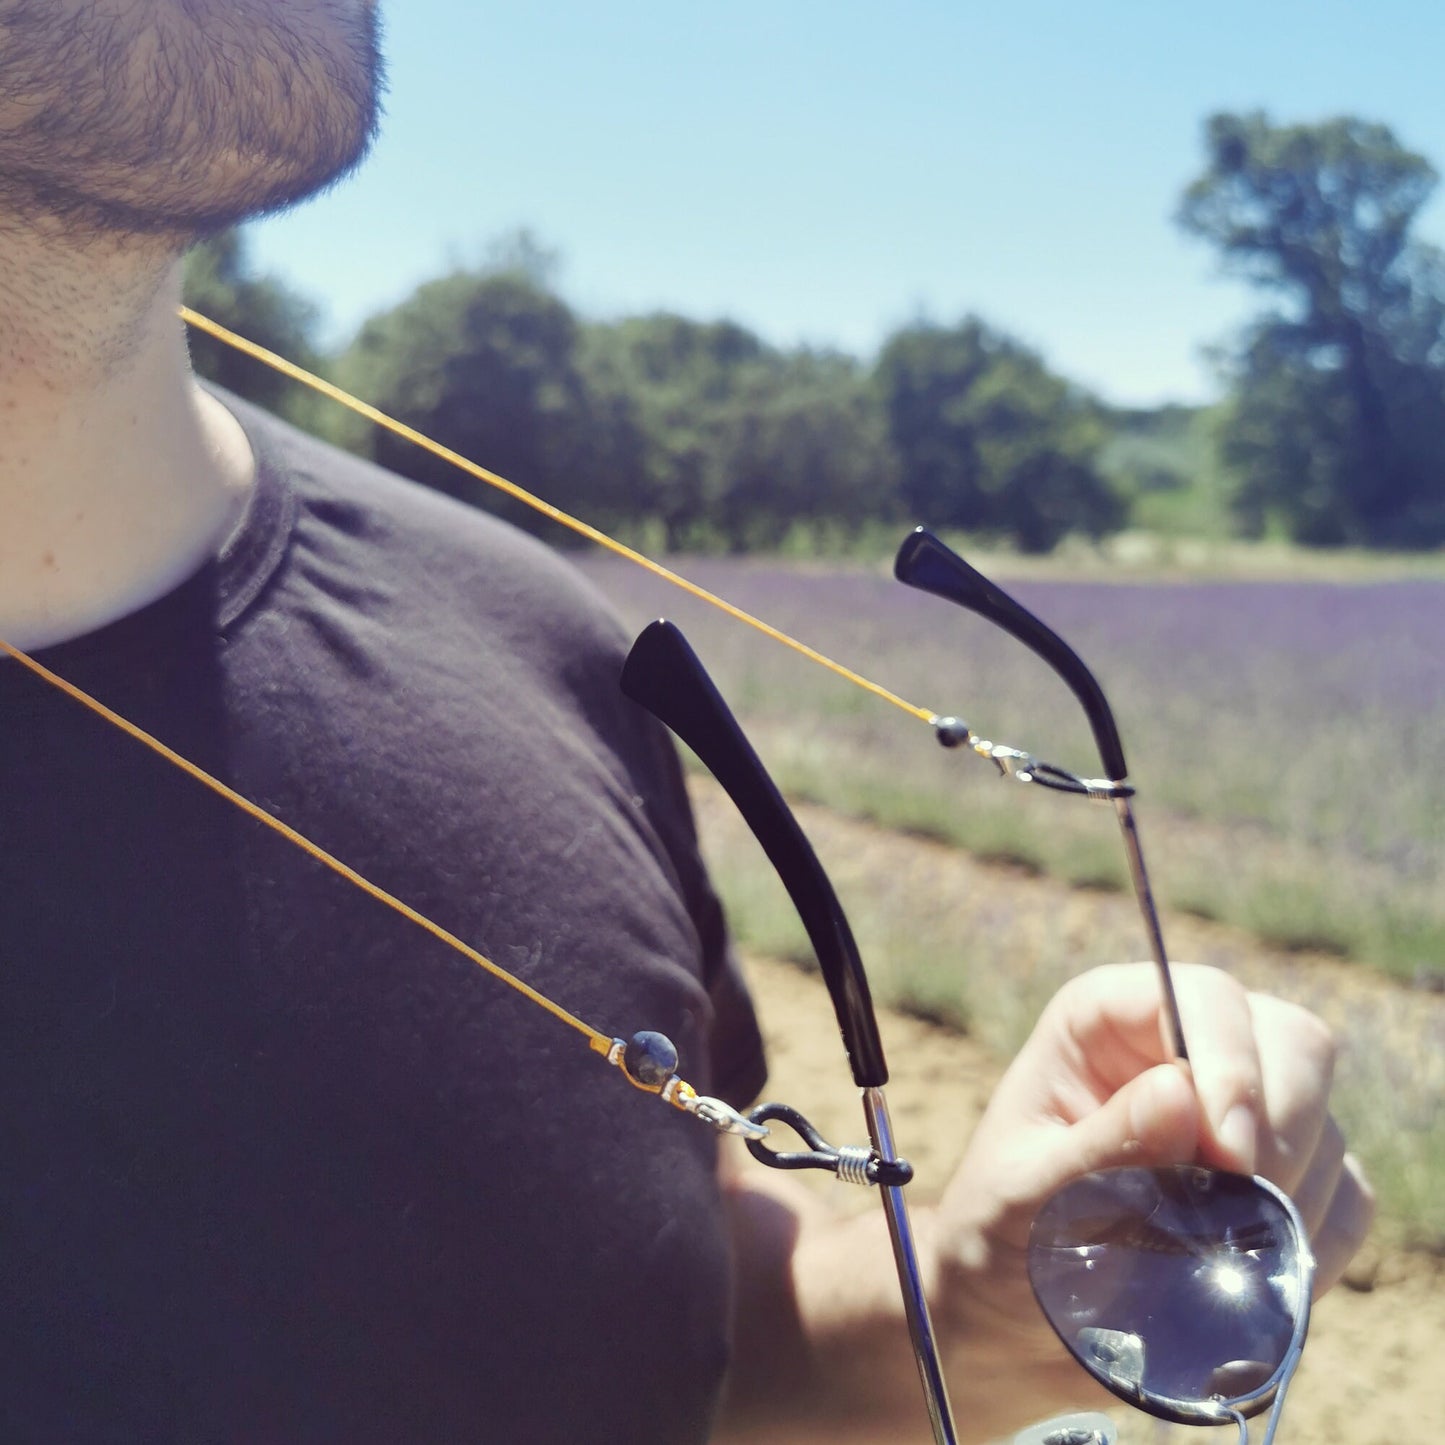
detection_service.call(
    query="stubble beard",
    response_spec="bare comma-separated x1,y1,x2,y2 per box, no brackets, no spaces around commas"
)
0,0,385,244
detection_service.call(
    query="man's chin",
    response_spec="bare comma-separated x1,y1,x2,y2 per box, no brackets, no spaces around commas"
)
2,136,374,247
0,0,385,246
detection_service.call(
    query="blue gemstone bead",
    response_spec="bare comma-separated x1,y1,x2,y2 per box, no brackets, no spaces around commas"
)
624,1031,679,1087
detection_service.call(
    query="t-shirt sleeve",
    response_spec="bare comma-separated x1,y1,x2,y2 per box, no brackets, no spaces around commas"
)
488,536,770,1112
632,706,769,1111
692,869,769,1109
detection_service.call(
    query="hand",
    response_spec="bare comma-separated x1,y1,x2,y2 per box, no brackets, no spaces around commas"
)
717,962,1376,1444
934,962,1375,1355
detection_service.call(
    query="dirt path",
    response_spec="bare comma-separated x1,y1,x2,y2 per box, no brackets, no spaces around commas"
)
692,780,1445,1443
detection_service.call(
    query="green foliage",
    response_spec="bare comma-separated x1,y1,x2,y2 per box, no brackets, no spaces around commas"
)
182,231,327,429
334,255,1140,557
1180,112,1445,548
716,350,900,552
335,267,646,540
334,273,902,550
581,315,898,551
1097,404,1236,539
1098,404,1200,492
875,318,1123,553
579,314,770,549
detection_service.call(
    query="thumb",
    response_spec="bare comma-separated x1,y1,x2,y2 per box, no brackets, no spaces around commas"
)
1058,1063,1201,1179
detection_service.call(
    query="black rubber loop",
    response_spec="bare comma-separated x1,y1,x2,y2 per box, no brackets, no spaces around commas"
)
744,1102,914,1187
1027,760,1134,799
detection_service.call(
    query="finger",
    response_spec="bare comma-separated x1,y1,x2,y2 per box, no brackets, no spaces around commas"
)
1050,1062,1201,1180
1171,967,1267,1174
1248,994,1336,1192
1044,964,1265,1173
978,964,1166,1132
1309,1153,1377,1295
1286,1114,1346,1240
942,1063,1203,1254
1036,962,1203,1103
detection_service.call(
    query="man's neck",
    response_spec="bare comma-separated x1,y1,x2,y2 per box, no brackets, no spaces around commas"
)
0,231,255,652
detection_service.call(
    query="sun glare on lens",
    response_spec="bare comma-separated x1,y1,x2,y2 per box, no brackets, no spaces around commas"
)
1209,1261,1248,1299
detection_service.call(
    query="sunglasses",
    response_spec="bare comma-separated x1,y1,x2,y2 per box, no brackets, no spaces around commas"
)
621,530,1314,1445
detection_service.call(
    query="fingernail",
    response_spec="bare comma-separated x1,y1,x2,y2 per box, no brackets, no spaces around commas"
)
1218,1104,1258,1172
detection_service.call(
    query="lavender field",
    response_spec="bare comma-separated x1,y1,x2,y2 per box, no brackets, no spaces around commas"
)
576,549,1444,985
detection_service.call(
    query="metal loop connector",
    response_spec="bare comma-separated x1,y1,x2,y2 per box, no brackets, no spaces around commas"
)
974,739,1036,779
689,1094,771,1140
932,731,1135,801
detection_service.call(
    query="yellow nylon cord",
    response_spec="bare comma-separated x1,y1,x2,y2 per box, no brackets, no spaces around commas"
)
0,636,609,1052
180,307,936,727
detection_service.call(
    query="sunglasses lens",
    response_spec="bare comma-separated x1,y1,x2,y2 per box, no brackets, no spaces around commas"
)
1028,1166,1307,1416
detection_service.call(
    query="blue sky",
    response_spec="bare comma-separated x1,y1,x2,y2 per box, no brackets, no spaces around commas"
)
249,1,1445,408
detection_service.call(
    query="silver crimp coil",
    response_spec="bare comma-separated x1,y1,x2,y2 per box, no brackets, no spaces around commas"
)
834,1144,874,1186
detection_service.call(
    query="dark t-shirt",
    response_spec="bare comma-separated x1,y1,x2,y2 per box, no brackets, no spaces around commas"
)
0,396,767,1444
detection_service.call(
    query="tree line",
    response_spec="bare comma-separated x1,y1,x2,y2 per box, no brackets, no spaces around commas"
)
188,111,1445,553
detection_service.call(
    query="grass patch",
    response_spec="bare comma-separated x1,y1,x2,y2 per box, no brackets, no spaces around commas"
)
1330,1001,1445,1250
687,717,1445,989
1229,878,1357,958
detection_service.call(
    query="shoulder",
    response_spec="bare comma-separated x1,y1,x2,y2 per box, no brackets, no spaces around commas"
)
225,392,631,669
216,392,767,1109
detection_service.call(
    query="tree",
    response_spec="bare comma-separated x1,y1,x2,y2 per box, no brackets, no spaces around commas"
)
875,319,1120,552
711,350,899,551
337,269,646,539
579,314,768,549
582,317,899,551
1179,112,1445,546
182,231,325,428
